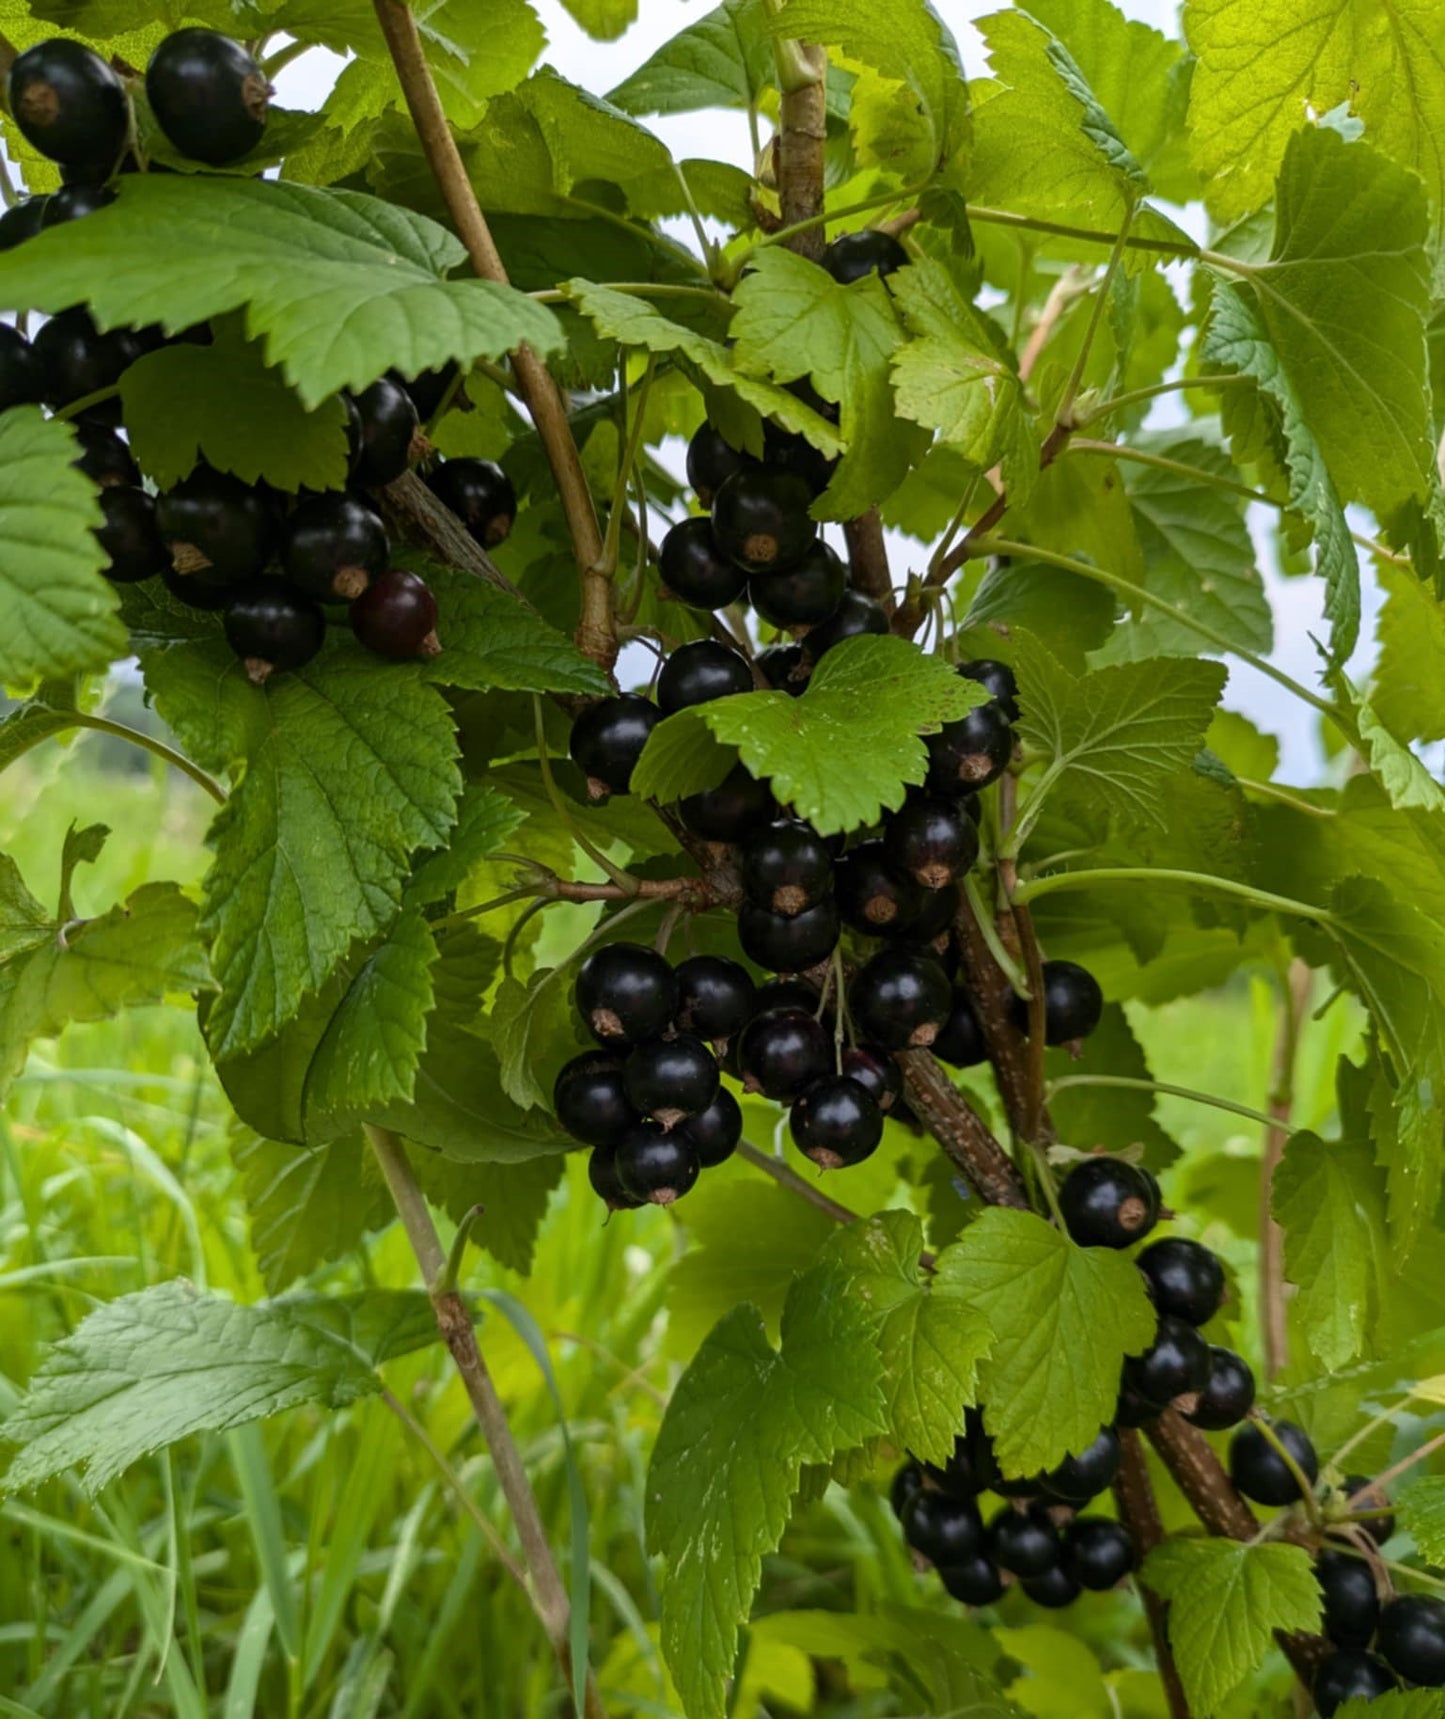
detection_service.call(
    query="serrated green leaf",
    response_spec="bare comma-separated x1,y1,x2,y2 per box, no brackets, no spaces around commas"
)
608,0,771,114
1144,1540,1321,1717
0,855,50,965
556,0,635,40
628,711,737,805
231,1130,393,1296
1398,1475,1445,1566
413,0,546,126
1337,1695,1445,1719
426,571,612,695
934,1208,1156,1476
1273,1130,1384,1371
405,785,525,907
409,1150,564,1275
1373,562,1445,745
491,968,586,1111
1353,697,1445,816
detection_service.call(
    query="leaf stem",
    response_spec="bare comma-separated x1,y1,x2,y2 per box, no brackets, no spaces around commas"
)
1013,866,1335,927
961,872,1030,996
1261,960,1310,1379
67,712,227,804
1045,1074,1297,1138
1072,373,1256,426
431,1204,483,1297
1367,1428,1445,1496
736,1140,863,1229
1055,204,1134,432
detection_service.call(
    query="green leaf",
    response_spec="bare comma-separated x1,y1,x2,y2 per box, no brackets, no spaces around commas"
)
491,967,586,1111
145,639,461,1058
426,571,612,695
1398,1475,1445,1566
0,408,121,685
1373,563,1445,745
231,1130,393,1296
405,784,525,907
408,1151,564,1275
628,711,737,806
0,178,563,409
1047,1003,1178,1169
57,821,107,922
0,856,50,965
1273,1130,1384,1371
556,0,635,41
934,1208,1156,1476
1144,1540,1321,1717
0,683,83,777
647,1263,887,1719
1337,1696,1445,1719
413,0,546,126
607,0,771,115
821,1213,993,1467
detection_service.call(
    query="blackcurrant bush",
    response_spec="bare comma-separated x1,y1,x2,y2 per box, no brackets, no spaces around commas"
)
673,954,756,1044
757,641,807,695
939,1556,1005,1607
657,515,746,610
960,658,1020,723
835,839,924,934
223,582,325,684
0,325,43,414
1228,1420,1319,1507
1022,1565,1082,1609
41,182,115,226
34,308,141,419
749,540,846,631
742,818,835,917
623,1034,719,1129
426,457,517,549
712,465,816,574
1136,1237,1226,1327
614,1121,700,1206
791,1075,883,1169
1378,1594,1445,1685
840,1043,903,1113
348,375,420,487
884,797,979,891
686,421,755,508
1012,959,1105,1046
1313,1650,1398,1716
95,487,166,583
678,763,774,842
398,362,459,422
568,693,659,799
146,29,269,165
657,638,753,714
850,947,952,1051
1184,1347,1255,1431
71,420,139,487
800,589,888,662
902,1488,985,1566
1342,1475,1395,1545
350,567,440,660
677,1085,742,1167
0,197,48,249
1317,1549,1381,1650
575,942,677,1048
554,1051,636,1148
989,1503,1062,1578
157,466,277,594
737,1007,831,1102
822,228,909,284
588,1142,644,1211
891,1461,925,1520
1065,1519,1136,1590
1123,1316,1213,1410
282,492,389,602
1059,1157,1160,1249
925,702,1014,795
9,39,127,171
933,991,989,1069
1040,1426,1121,1505
737,897,840,972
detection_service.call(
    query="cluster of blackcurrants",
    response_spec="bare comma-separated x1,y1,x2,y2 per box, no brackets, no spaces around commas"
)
1311,1539,1445,1712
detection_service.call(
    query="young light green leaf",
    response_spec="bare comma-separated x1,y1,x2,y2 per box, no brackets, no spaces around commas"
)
1336,1695,1445,1719
628,713,737,806
1352,697,1445,817
426,571,612,695
607,0,771,115
1144,1540,1321,1717
413,0,546,127
230,1130,393,1296
934,1208,1156,1476
1398,1475,1445,1567
1373,562,1445,745
1273,1130,1384,1371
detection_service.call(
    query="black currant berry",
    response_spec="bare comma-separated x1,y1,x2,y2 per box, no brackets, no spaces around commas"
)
614,1121,700,1206
41,182,115,226
146,29,269,165
348,376,420,487
1041,1426,1121,1505
892,1461,925,1520
1313,1650,1398,1716
426,457,517,549
657,638,753,715
1115,1377,1162,1429
749,540,846,632
903,1489,984,1566
911,880,962,947
1123,1316,1213,1411
282,492,389,602
575,942,677,1048
686,422,755,508
822,229,909,285
960,658,1020,723
742,818,835,917
840,1043,903,1112
712,465,816,574
989,1503,1062,1578
762,421,838,499
623,1034,719,1130
34,308,141,419
1059,1157,1160,1249
1012,960,1105,1046
923,1435,983,1498
674,955,756,1044
568,693,659,800
1378,1594,1445,1686
757,641,807,695
1136,1237,1225,1327
801,590,888,662
1228,1420,1319,1507
1022,1565,1082,1609
1064,1519,1135,1591
925,703,1014,795
1342,1475,1395,1546
0,325,43,414
9,39,127,172
554,1051,636,1149
1317,1549,1381,1651
752,977,824,1018
884,797,979,891
223,582,325,684
657,515,747,611
588,1142,644,1212
677,1086,743,1168
933,991,989,1069
1184,1348,1255,1431
95,487,166,583
791,1075,883,1169
737,1008,831,1102
0,198,48,250
350,567,440,660
71,420,139,487
156,466,277,595
835,839,924,935
850,947,952,1051
939,1556,1005,1607
738,898,840,973
679,763,774,842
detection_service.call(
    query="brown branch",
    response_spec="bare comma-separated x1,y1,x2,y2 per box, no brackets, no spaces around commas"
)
770,41,828,261
1114,1430,1193,1719
954,892,1034,1140
383,470,520,596
370,0,611,673
896,1049,1030,1209
1012,899,1050,1146
544,874,711,907
1262,959,1311,1379
843,511,895,611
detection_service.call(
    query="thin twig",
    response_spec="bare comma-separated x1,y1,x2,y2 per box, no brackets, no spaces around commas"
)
1114,1430,1193,1719
1262,960,1311,1379
736,1140,865,1228
896,1049,1030,1209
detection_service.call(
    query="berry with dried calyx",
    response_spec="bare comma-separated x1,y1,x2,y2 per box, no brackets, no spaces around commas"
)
1183,1347,1255,1431
282,491,389,602
95,487,166,583
350,568,440,660
835,839,925,935
736,1007,831,1103
742,818,835,917
9,39,127,173
657,638,753,714
849,947,952,1051
659,515,748,610
674,955,756,1045
426,457,517,549
712,465,817,574
840,1043,903,1112
737,897,840,973
884,796,979,890
1058,1157,1160,1249
575,942,677,1048
156,465,278,596
623,1035,720,1130
924,702,1014,796
1122,1315,1213,1411
749,540,847,631
146,29,270,165
614,1122,700,1206
790,1075,883,1169
223,581,325,684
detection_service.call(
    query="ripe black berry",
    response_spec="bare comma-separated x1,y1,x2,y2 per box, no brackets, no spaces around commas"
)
960,658,1020,723
1041,1426,1121,1505
614,1122,700,1206
677,1086,742,1167
0,198,48,249
884,797,979,891
568,693,659,799
902,1489,984,1566
588,1142,644,1212
1228,1420,1319,1507
678,762,774,842
1065,1518,1135,1590
1115,1376,1162,1429
1342,1475,1395,1545
686,422,755,507
933,991,988,1068
156,466,277,594
623,1034,719,1129
72,420,139,487
923,1434,983,1498
801,589,888,662
1378,1594,1445,1685
749,540,846,631
1317,1549,1381,1650
0,325,43,414
939,1556,1004,1606
575,941,677,1047
1022,1565,1082,1609
1136,1237,1225,1327
146,30,269,165
554,1051,636,1148
1059,1157,1160,1249
989,1503,1062,1578
738,898,840,972
1184,1347,1255,1431
835,839,924,934
840,1043,903,1112
925,703,1014,795
658,515,747,610
1012,959,1105,1046
95,487,166,583
1313,1650,1397,1716
657,638,753,714
757,641,807,695
737,1008,831,1102
348,376,420,487
282,492,389,602
822,228,909,284
850,947,952,1051
9,39,127,172
753,977,824,1018
426,457,517,549
674,955,756,1044
712,465,816,574
41,182,115,226
762,421,837,499
742,819,835,917
223,582,325,684
350,567,440,660
1123,1315,1213,1410
34,308,141,419
791,1075,883,1169
891,1461,924,1520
